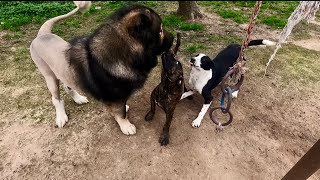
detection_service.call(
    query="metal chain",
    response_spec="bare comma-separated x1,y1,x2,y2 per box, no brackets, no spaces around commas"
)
232,1,263,78
209,1,263,128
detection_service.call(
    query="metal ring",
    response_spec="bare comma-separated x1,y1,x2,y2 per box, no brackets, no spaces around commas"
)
209,107,233,127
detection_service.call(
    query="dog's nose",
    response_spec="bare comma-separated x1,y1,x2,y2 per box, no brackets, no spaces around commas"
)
190,58,195,64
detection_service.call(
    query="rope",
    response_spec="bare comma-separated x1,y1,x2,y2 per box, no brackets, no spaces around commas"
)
232,1,263,81
264,1,320,75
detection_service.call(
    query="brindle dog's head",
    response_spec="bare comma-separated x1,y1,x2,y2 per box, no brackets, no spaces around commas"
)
113,4,174,55
161,33,183,85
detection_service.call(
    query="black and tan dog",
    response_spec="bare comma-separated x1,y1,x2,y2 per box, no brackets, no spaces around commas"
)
29,1,174,135
145,33,189,145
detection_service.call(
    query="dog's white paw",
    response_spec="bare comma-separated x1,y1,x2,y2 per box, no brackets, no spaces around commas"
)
125,105,129,112
56,112,68,128
73,94,89,105
231,90,239,99
192,118,202,128
119,120,136,135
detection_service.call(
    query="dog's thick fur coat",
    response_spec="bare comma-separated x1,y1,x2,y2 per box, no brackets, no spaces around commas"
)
30,1,173,135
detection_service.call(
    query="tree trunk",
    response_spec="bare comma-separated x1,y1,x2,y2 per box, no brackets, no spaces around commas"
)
177,1,203,20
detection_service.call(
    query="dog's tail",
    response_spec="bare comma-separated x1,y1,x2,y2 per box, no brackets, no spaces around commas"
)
247,39,276,47
37,1,91,36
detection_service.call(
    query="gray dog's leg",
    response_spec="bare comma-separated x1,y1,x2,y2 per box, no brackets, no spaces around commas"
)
63,84,89,104
47,76,68,128
30,49,68,128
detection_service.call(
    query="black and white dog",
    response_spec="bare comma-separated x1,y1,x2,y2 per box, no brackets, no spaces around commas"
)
181,39,275,128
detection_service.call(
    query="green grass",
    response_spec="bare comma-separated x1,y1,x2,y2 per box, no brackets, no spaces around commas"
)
208,34,243,44
277,45,320,84
217,9,248,24
163,15,205,31
244,43,320,86
0,1,159,31
2,1,301,31
185,43,208,54
199,1,300,29
0,1,75,31
260,16,287,29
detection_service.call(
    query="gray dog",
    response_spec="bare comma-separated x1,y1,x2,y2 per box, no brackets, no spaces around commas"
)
29,1,174,135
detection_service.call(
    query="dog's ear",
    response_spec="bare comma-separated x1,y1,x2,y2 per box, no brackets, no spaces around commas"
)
200,56,212,70
126,11,152,37
134,13,152,32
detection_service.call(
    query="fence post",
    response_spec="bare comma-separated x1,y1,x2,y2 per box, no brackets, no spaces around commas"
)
282,139,320,180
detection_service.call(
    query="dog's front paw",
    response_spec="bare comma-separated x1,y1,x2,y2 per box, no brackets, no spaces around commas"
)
119,120,136,135
159,133,170,146
145,111,154,121
56,112,68,128
192,118,202,128
73,94,89,105
231,90,239,99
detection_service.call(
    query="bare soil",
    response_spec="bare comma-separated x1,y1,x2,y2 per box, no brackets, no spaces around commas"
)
1,4,319,180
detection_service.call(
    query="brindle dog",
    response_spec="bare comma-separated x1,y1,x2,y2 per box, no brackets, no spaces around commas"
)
145,33,189,145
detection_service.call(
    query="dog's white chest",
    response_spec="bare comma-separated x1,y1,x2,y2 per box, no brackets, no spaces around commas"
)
189,67,212,93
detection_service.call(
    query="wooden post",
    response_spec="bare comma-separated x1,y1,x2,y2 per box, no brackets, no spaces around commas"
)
282,139,320,180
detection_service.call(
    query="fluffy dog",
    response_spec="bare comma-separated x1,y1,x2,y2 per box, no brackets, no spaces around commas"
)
181,39,275,128
145,34,188,145
29,1,174,135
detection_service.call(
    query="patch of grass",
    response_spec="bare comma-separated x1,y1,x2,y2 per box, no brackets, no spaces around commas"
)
276,45,320,84
199,1,300,29
291,21,314,40
137,1,158,7
179,23,205,31
216,9,248,24
233,1,256,8
101,1,127,10
208,34,243,44
98,1,158,11
0,1,160,31
163,15,205,31
0,1,75,31
245,43,320,86
163,15,185,28
185,43,208,54
260,16,287,29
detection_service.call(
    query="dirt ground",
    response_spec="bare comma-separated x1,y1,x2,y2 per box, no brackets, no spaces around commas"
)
1,4,320,180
